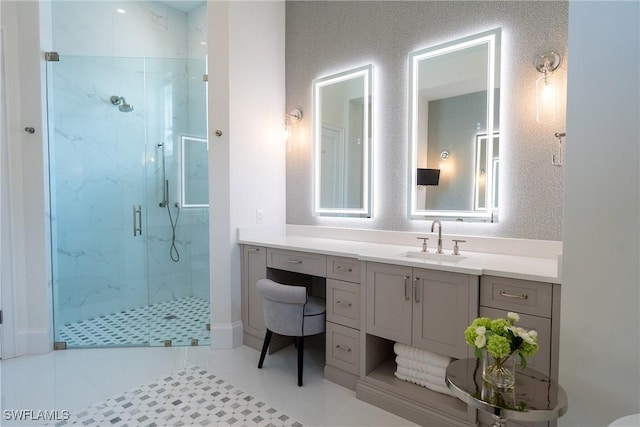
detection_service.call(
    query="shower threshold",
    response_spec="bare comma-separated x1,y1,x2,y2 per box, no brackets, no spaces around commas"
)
57,296,211,348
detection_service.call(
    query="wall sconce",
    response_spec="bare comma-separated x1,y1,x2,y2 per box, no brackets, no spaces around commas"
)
535,51,561,123
417,168,440,186
284,108,303,137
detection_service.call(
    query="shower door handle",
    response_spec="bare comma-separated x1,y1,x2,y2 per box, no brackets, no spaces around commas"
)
133,205,142,236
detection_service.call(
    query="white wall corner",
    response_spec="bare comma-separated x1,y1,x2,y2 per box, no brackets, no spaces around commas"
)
26,328,52,355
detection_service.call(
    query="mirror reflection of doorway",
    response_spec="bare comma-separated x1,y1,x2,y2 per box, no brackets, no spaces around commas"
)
320,124,345,209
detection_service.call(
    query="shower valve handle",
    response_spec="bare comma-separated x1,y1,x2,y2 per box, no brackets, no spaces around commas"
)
132,205,142,236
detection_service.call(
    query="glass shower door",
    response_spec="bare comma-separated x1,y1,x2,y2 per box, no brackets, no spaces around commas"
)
48,54,210,349
48,55,152,348
143,57,210,347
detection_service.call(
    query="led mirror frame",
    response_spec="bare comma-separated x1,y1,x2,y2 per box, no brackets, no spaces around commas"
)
312,64,373,217
180,135,209,208
408,28,500,221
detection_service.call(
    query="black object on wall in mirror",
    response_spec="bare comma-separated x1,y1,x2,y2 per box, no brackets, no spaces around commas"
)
417,168,440,186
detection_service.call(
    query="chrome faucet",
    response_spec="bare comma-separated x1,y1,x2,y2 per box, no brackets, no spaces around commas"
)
431,220,443,254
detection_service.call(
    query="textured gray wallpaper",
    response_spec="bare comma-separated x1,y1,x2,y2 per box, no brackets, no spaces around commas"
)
285,1,568,240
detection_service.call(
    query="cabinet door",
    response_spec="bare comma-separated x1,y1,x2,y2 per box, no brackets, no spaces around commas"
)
241,245,267,337
479,306,551,376
412,268,478,359
366,263,412,344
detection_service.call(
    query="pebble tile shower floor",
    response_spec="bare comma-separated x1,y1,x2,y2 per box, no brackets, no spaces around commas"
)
57,297,211,347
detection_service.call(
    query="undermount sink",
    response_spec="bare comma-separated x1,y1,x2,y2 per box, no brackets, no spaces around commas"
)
403,251,467,263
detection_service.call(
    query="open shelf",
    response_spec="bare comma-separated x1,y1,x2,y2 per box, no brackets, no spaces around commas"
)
356,334,473,426
364,358,469,421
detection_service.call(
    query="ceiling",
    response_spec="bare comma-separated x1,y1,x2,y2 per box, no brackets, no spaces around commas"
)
162,1,204,13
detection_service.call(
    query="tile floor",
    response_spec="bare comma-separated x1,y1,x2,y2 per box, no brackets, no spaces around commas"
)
0,344,417,427
57,297,211,348
48,365,303,427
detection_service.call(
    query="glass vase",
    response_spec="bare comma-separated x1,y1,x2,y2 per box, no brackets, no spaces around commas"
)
482,350,517,389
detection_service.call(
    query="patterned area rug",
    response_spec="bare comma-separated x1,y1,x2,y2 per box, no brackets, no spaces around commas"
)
50,366,303,427
58,297,211,347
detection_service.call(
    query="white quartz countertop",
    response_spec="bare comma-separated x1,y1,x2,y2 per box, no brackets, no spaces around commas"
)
238,234,561,283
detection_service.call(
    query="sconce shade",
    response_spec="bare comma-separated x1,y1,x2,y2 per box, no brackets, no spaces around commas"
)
417,168,440,186
536,73,558,123
535,51,561,123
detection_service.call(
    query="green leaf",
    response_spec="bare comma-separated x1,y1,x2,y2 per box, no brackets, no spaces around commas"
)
475,348,483,359
519,353,527,369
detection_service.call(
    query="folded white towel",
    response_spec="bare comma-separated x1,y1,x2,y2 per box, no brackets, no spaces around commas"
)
395,356,447,378
393,343,452,369
396,365,446,387
394,370,453,397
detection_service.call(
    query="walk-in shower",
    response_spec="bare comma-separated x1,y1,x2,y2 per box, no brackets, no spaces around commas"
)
46,0,209,349
110,95,134,112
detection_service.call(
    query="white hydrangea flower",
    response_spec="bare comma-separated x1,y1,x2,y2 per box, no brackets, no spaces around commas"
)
507,312,520,322
520,331,535,344
475,334,486,348
529,330,538,339
476,326,486,335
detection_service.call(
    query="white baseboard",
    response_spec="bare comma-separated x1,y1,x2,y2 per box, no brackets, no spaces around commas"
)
209,320,243,349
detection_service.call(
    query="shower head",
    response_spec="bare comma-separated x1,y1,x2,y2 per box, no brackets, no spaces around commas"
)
110,95,134,112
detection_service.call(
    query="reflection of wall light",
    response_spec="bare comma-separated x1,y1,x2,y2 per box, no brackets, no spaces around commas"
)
535,51,561,123
438,150,452,175
116,8,126,13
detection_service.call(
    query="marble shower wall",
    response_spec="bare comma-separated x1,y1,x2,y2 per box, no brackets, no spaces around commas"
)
49,1,209,325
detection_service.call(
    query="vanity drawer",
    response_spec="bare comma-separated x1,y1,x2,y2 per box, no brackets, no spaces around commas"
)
326,322,360,375
479,306,551,376
266,248,326,277
327,256,361,283
327,279,361,330
480,276,553,318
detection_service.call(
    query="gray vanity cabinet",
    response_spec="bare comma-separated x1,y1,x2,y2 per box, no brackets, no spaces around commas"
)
477,276,561,427
366,262,478,359
479,275,560,381
412,268,478,359
241,245,267,347
365,263,413,344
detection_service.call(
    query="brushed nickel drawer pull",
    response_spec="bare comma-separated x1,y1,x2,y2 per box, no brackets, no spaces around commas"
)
414,277,420,302
286,259,303,264
404,275,411,301
336,265,353,272
335,344,352,353
248,248,260,252
500,290,529,300
335,300,353,308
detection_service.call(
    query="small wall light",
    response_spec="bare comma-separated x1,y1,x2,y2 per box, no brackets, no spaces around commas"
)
284,108,303,140
287,108,303,124
417,168,440,186
535,51,561,123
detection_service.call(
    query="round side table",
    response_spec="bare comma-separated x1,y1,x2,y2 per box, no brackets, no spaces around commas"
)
445,358,568,427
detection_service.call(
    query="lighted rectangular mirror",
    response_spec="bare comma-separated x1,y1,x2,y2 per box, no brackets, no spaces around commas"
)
408,28,501,221
180,135,209,208
313,64,372,217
